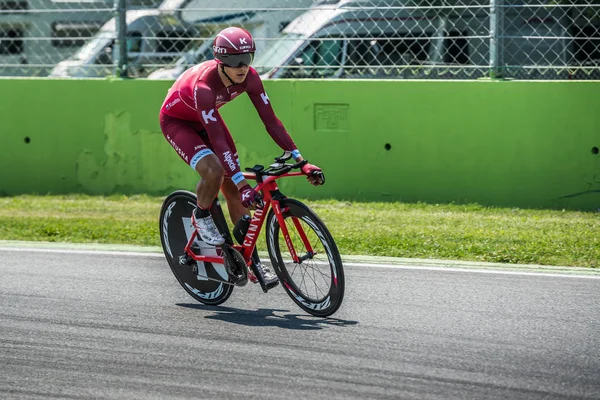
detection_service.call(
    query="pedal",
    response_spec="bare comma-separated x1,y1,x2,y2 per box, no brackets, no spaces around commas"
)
248,262,279,293
263,280,279,293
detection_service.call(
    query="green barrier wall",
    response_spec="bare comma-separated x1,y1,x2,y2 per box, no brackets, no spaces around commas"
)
1,78,599,210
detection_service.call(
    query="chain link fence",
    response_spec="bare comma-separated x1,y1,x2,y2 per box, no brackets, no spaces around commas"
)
0,0,598,79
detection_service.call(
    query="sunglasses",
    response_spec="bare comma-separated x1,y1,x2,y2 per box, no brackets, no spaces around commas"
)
220,52,254,68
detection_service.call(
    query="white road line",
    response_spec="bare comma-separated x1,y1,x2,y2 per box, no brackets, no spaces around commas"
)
342,262,600,279
0,247,163,258
1,246,598,280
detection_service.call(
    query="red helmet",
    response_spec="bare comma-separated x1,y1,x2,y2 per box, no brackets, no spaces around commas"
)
213,27,256,68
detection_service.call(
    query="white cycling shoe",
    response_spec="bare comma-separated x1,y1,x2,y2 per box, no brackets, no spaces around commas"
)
191,211,225,246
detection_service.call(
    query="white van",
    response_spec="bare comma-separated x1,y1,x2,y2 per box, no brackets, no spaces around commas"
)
0,0,114,76
253,0,460,79
253,0,600,80
499,7,600,79
147,0,316,80
50,4,199,78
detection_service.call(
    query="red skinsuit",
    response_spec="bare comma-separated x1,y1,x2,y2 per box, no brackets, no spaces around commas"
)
159,60,297,182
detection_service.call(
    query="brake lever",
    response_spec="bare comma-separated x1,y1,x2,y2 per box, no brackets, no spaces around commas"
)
311,170,326,185
254,192,265,208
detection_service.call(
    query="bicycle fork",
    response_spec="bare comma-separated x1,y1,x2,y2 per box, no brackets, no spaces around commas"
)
272,201,316,264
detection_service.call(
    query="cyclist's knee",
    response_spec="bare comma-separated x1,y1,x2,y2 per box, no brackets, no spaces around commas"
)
195,155,225,182
205,164,225,182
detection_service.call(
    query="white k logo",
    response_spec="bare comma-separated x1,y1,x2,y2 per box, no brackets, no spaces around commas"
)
202,109,217,124
240,38,247,45
260,92,269,105
242,191,250,200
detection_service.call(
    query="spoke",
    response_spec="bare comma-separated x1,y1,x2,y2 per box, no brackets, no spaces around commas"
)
312,260,332,288
281,218,330,299
308,261,327,299
301,221,331,289
275,210,335,302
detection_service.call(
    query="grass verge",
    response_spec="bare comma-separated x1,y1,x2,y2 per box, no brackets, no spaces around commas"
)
0,194,598,268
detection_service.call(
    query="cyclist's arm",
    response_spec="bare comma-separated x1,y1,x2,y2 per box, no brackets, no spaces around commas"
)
194,83,248,188
246,68,304,162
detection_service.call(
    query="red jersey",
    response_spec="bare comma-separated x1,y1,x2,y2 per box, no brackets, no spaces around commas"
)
160,60,298,182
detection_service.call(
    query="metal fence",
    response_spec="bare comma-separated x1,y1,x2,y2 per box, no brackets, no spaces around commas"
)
0,0,598,79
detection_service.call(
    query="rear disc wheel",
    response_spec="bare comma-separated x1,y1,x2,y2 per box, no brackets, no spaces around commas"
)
159,190,233,306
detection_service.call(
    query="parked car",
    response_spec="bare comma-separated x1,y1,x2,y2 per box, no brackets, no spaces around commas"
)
49,8,199,78
0,0,114,76
253,0,461,79
147,0,316,80
253,0,600,80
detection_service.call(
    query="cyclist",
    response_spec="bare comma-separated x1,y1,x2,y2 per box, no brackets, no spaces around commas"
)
159,27,324,286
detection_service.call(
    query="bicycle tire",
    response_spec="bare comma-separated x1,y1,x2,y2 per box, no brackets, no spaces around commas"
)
159,190,234,306
265,198,345,317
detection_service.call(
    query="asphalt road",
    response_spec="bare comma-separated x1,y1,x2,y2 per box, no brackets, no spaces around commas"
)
1,248,599,399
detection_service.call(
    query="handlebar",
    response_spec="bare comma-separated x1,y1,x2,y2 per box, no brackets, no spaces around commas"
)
265,159,308,176
242,154,324,208
244,156,308,178
244,151,325,187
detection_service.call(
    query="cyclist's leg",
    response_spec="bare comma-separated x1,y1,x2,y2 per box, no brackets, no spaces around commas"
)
221,178,248,225
160,113,224,206
194,155,224,209
160,113,224,245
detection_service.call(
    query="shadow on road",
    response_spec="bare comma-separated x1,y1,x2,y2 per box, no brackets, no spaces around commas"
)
177,303,359,330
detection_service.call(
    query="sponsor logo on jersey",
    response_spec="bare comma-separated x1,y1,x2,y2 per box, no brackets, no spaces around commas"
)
260,92,269,105
201,109,217,124
165,98,181,110
167,135,188,163
223,151,236,172
241,190,251,201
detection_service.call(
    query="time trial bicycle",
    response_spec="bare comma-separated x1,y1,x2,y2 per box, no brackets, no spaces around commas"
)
158,152,345,317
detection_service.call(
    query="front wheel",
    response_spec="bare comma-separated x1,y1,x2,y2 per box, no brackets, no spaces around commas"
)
265,199,345,317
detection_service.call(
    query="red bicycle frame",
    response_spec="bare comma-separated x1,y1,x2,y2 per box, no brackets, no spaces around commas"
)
182,170,314,267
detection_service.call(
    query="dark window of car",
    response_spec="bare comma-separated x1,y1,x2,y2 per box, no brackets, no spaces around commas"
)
0,28,23,54
347,35,431,66
344,35,431,77
281,38,343,78
443,30,469,64
156,31,193,54
126,31,143,52
571,24,600,64
0,1,28,11
51,22,102,48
